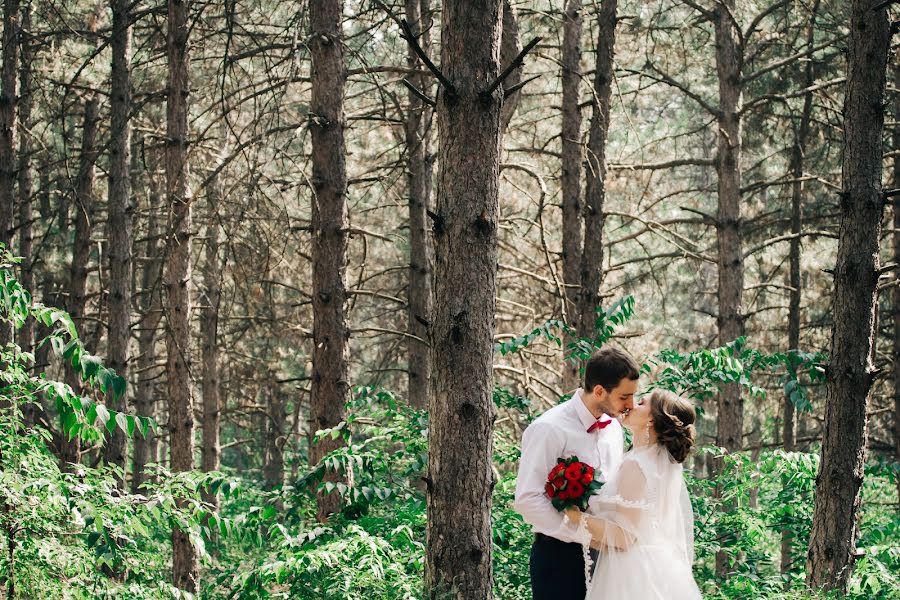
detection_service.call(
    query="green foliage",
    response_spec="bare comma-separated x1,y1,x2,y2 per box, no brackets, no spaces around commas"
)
0,251,152,445
566,295,636,363
2,256,896,600
645,336,826,411
207,385,899,600
0,244,215,598
494,295,635,367
688,447,898,600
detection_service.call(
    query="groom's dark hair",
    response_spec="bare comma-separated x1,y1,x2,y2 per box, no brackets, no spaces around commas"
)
584,347,640,392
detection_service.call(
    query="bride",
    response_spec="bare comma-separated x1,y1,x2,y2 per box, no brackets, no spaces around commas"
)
564,389,703,600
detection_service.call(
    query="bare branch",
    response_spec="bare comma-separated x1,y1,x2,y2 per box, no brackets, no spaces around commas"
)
743,230,837,258
679,0,715,20
399,18,456,95
742,77,845,114
608,157,714,171
401,78,435,107
504,74,540,99
742,36,843,84
483,37,542,99
626,64,721,117
744,0,792,42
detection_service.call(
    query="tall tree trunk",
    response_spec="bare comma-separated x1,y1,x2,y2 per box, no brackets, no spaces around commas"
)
806,0,889,590
15,2,32,358
425,0,503,596
781,0,818,575
713,0,745,453
404,0,433,410
893,62,900,510
61,97,99,470
165,0,198,589
575,0,617,342
560,0,583,389
33,165,52,376
309,0,349,521
712,0,744,577
103,0,134,483
263,380,285,491
200,167,221,509
132,150,163,494
0,0,18,251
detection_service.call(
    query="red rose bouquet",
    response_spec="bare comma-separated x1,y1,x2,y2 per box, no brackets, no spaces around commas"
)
545,455,602,511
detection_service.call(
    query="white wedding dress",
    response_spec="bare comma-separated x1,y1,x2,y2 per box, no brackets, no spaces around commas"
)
575,444,702,600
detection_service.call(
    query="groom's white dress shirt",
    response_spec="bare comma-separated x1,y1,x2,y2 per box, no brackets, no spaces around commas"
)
514,388,624,544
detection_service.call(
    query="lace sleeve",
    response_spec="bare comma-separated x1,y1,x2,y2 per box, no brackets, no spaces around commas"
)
582,458,649,550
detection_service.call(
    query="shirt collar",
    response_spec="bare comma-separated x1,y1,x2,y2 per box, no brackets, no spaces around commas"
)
572,388,612,431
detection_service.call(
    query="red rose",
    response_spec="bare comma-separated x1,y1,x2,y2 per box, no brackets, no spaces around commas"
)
565,463,583,482
558,487,571,500
568,481,585,498
552,476,566,491
545,482,556,497
549,464,566,481
581,466,594,485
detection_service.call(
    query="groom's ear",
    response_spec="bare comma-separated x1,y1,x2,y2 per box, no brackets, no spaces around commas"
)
591,384,607,398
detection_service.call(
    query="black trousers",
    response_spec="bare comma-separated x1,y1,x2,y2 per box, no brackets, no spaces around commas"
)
530,533,596,600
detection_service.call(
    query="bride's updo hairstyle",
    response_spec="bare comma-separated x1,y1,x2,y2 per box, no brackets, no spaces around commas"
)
649,390,696,463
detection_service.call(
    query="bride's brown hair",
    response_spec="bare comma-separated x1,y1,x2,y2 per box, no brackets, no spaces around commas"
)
649,390,696,463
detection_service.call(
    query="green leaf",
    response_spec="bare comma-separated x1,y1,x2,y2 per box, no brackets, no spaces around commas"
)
85,404,98,426
138,416,152,438
81,354,101,380
116,411,129,435
107,411,120,434
62,410,79,439
111,374,126,400
94,403,110,428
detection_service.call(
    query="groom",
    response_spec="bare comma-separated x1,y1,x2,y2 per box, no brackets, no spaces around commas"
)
514,347,639,600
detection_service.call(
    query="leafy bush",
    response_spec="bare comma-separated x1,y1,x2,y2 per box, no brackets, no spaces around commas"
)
0,245,214,599
2,252,897,600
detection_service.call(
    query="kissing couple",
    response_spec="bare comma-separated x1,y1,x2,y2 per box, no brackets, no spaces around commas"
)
514,347,703,600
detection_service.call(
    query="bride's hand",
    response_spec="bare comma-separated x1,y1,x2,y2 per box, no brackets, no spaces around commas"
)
564,506,583,524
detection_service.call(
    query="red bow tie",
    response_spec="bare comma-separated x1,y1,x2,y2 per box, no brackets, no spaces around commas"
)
587,418,612,433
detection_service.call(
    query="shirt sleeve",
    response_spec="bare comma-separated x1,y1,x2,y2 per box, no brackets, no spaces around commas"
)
513,420,584,543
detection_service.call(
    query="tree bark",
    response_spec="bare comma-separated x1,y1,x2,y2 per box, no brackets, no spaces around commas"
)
893,61,900,511
404,0,433,410
132,148,163,494
576,0,617,341
560,0,583,389
263,381,285,491
61,96,100,470
425,0,503,596
103,0,134,483
711,0,744,577
0,0,19,251
15,2,32,359
781,0,818,575
309,0,349,521
806,0,890,590
713,0,745,455
200,167,221,509
33,165,52,378
165,0,198,590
